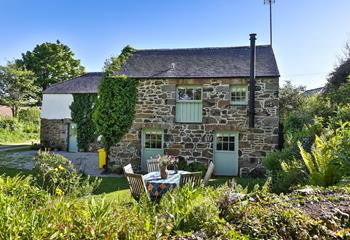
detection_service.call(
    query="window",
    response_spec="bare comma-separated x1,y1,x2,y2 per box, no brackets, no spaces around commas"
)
176,86,203,123
144,132,163,149
177,86,202,101
216,134,235,151
230,85,248,105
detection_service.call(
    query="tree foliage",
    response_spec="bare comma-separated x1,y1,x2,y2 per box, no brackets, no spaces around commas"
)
325,41,350,92
0,62,39,116
93,46,137,168
17,40,85,94
70,94,98,151
279,81,306,121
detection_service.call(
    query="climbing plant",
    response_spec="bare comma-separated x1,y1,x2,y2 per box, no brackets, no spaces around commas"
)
93,45,137,170
70,93,98,151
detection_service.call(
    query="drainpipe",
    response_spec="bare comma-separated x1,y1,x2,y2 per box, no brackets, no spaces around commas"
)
249,33,257,128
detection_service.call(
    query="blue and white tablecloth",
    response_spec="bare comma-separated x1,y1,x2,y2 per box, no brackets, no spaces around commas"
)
144,170,188,198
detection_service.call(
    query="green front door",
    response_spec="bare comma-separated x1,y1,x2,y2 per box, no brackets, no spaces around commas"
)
68,123,78,153
141,129,164,171
214,132,239,176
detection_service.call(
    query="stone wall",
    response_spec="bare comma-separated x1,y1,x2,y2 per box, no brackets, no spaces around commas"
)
109,77,279,173
40,118,101,152
40,119,69,151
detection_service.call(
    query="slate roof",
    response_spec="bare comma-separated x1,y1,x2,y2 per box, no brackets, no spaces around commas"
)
43,72,103,94
304,87,324,96
44,45,279,94
117,45,279,78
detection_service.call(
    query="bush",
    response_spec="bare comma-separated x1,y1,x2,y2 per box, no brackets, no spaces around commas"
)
0,175,349,239
158,185,223,235
70,94,98,151
177,160,208,177
299,121,350,187
33,152,101,197
18,108,40,124
0,115,39,143
263,148,306,193
0,116,20,131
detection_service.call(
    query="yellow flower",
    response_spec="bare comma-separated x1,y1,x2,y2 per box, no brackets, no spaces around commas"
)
58,165,65,171
55,188,64,196
54,168,58,171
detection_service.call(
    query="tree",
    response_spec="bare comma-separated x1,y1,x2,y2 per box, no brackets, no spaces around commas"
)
279,81,306,121
17,40,84,94
93,46,137,171
0,62,39,117
325,40,350,92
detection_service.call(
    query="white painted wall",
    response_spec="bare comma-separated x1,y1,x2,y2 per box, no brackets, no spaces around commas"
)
41,94,73,119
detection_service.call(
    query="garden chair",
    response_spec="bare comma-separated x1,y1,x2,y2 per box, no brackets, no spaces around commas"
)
125,173,149,201
147,158,160,173
179,172,202,188
123,164,134,174
203,161,215,187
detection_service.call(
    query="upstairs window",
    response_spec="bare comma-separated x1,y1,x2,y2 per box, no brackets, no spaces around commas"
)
177,87,202,101
176,86,202,123
230,85,248,105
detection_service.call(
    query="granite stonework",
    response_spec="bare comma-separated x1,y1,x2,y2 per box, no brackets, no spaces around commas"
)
40,119,101,152
109,77,279,173
40,119,70,151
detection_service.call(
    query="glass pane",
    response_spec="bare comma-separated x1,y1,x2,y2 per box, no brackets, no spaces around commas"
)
178,88,186,100
229,136,235,143
144,137,150,148
216,142,222,150
151,134,156,142
223,136,229,143
229,142,235,151
231,86,247,103
223,142,229,151
185,88,194,100
156,140,162,149
194,88,202,100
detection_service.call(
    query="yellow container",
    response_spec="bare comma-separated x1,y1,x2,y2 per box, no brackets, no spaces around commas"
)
98,148,106,169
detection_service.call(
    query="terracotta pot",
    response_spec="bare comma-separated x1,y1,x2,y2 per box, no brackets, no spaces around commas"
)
160,165,168,179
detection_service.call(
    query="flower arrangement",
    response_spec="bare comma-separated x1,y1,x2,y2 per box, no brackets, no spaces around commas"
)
152,155,178,179
157,155,177,167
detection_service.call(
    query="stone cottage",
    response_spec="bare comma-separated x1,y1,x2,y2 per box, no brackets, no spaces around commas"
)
41,34,280,176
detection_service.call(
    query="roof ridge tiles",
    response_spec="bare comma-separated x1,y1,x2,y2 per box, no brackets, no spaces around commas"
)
135,45,272,52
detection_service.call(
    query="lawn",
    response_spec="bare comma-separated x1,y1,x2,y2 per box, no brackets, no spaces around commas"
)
0,148,266,202
0,166,265,200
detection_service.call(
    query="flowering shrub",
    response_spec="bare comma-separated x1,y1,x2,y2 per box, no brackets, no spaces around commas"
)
33,151,101,197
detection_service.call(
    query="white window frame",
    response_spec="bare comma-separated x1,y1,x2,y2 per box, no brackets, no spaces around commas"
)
176,85,203,103
230,85,248,105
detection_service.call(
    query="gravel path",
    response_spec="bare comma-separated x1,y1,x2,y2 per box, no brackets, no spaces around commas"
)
0,150,121,177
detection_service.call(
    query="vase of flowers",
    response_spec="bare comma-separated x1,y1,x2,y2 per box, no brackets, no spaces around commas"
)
158,155,177,179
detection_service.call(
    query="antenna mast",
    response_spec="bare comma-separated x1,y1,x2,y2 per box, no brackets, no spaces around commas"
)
264,0,275,46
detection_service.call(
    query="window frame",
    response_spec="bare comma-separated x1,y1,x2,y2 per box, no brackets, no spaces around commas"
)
142,129,164,150
230,85,248,106
176,85,203,103
216,133,236,152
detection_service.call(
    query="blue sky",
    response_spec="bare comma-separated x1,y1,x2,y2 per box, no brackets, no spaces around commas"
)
0,0,349,89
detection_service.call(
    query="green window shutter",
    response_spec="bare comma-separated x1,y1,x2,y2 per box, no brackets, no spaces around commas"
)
230,85,248,105
176,86,202,123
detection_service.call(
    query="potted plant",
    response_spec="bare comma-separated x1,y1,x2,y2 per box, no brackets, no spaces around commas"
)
158,155,177,179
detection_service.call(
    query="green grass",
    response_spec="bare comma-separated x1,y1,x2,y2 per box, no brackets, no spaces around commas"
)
0,166,266,204
0,129,39,144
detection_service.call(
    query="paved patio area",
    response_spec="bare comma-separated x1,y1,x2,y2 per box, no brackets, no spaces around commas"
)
0,150,121,177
